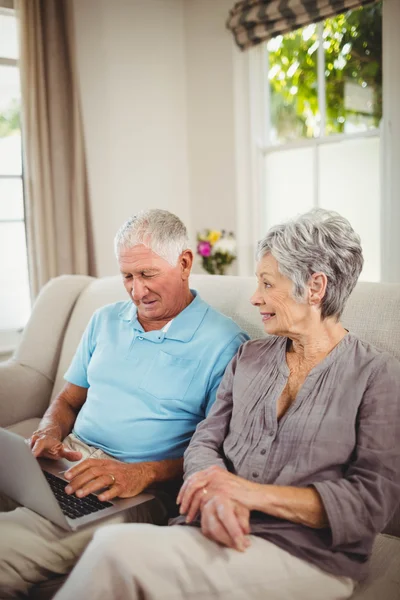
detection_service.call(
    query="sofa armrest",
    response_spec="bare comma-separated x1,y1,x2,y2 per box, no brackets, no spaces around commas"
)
0,275,94,428
0,360,53,428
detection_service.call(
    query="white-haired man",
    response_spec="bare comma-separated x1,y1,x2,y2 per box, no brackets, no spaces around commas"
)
0,210,248,597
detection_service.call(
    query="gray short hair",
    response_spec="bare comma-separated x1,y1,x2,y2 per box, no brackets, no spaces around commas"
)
114,209,189,266
256,209,364,320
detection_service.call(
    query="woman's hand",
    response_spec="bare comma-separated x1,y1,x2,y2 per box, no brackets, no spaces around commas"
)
177,465,261,522
201,494,251,552
64,458,148,501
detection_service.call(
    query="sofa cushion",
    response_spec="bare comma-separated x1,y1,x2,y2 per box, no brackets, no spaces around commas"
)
7,417,41,438
351,534,400,599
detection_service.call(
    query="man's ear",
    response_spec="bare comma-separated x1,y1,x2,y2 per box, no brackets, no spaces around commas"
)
179,250,193,280
308,272,328,307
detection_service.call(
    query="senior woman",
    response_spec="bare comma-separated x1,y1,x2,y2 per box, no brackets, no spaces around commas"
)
55,209,400,600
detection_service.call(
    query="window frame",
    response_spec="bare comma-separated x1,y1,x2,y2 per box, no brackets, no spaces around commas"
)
233,0,398,280
0,4,29,352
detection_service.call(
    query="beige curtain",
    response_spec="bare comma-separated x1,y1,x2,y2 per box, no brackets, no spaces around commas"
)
15,0,95,298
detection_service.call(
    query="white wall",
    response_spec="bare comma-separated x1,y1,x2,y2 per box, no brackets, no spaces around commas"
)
73,0,191,277
73,0,239,276
184,0,238,241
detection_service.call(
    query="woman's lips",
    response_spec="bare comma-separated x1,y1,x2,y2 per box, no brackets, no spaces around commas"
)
261,312,275,321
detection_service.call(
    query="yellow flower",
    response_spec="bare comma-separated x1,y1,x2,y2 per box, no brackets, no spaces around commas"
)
207,230,221,245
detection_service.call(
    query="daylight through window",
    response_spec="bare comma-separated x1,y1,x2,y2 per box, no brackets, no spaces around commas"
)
0,7,30,331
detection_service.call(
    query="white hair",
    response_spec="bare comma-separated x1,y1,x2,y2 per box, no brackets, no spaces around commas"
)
256,209,364,320
114,209,190,266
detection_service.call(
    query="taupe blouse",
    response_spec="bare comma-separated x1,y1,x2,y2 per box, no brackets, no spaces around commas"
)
181,334,400,581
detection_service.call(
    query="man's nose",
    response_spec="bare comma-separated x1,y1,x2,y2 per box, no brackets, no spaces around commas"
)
130,278,148,302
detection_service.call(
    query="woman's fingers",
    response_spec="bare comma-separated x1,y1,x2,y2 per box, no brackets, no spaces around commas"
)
202,497,250,552
235,504,251,535
178,476,208,515
185,488,206,523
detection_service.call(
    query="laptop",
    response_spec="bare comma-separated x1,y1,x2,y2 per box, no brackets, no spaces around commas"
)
0,427,154,531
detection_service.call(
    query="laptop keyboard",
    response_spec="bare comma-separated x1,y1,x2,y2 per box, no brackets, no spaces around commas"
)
43,470,113,520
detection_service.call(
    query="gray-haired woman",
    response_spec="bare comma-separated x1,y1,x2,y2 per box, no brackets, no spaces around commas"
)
54,209,400,600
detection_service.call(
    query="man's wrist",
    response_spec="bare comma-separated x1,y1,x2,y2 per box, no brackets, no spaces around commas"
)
33,424,63,441
129,462,154,489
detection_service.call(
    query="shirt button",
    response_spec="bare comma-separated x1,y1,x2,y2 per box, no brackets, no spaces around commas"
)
252,472,259,478
260,449,266,455
138,336,143,340
268,430,275,437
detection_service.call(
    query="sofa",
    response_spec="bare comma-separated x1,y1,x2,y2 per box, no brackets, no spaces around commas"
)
0,273,399,599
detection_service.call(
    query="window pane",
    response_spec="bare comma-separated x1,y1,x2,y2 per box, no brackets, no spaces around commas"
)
324,3,382,135
0,221,30,330
264,147,315,230
318,137,380,282
0,65,21,175
0,13,18,60
0,178,24,220
268,25,319,144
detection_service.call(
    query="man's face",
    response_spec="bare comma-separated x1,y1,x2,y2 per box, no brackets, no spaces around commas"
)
118,244,192,324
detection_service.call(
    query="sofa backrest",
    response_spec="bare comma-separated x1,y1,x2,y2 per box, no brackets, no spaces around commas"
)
52,275,400,400
50,274,400,538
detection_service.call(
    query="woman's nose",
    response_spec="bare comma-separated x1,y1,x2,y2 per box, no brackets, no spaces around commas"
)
250,289,262,306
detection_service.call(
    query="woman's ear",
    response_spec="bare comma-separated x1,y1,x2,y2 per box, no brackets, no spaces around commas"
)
308,272,328,306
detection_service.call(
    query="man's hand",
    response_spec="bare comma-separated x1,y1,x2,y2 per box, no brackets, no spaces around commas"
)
177,465,259,522
201,495,251,552
64,458,149,501
29,430,82,462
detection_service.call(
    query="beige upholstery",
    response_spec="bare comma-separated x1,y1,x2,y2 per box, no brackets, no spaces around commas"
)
0,274,399,599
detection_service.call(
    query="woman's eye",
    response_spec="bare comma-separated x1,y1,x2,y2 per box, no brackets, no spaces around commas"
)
263,282,271,289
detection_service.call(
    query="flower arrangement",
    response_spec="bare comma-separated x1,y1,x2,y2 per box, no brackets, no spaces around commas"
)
196,229,236,275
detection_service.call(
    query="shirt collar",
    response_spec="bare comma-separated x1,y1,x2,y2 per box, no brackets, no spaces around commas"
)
118,290,208,342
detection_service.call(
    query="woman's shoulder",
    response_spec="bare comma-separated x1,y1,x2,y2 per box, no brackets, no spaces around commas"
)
238,335,286,360
345,333,400,377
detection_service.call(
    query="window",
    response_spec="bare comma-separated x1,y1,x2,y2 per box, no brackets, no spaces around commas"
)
0,6,30,336
257,3,382,282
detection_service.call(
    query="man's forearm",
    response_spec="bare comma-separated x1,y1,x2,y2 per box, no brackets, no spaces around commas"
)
36,402,76,440
138,458,184,488
250,484,328,529
36,386,84,440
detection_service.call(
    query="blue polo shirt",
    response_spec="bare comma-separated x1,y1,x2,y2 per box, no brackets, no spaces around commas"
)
65,291,248,462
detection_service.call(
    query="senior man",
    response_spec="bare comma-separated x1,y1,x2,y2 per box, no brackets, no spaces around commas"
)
0,209,248,597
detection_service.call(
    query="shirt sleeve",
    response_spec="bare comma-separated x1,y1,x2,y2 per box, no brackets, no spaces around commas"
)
203,332,249,417
184,341,246,479
313,353,400,551
64,312,99,389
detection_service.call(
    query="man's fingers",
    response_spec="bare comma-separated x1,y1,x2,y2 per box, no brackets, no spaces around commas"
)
60,447,82,462
64,458,97,481
64,465,100,494
31,438,60,458
98,486,121,502
72,475,114,499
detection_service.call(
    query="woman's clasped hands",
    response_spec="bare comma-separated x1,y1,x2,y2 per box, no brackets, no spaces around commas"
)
177,465,262,553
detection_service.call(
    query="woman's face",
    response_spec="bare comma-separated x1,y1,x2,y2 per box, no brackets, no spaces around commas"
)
251,253,310,337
